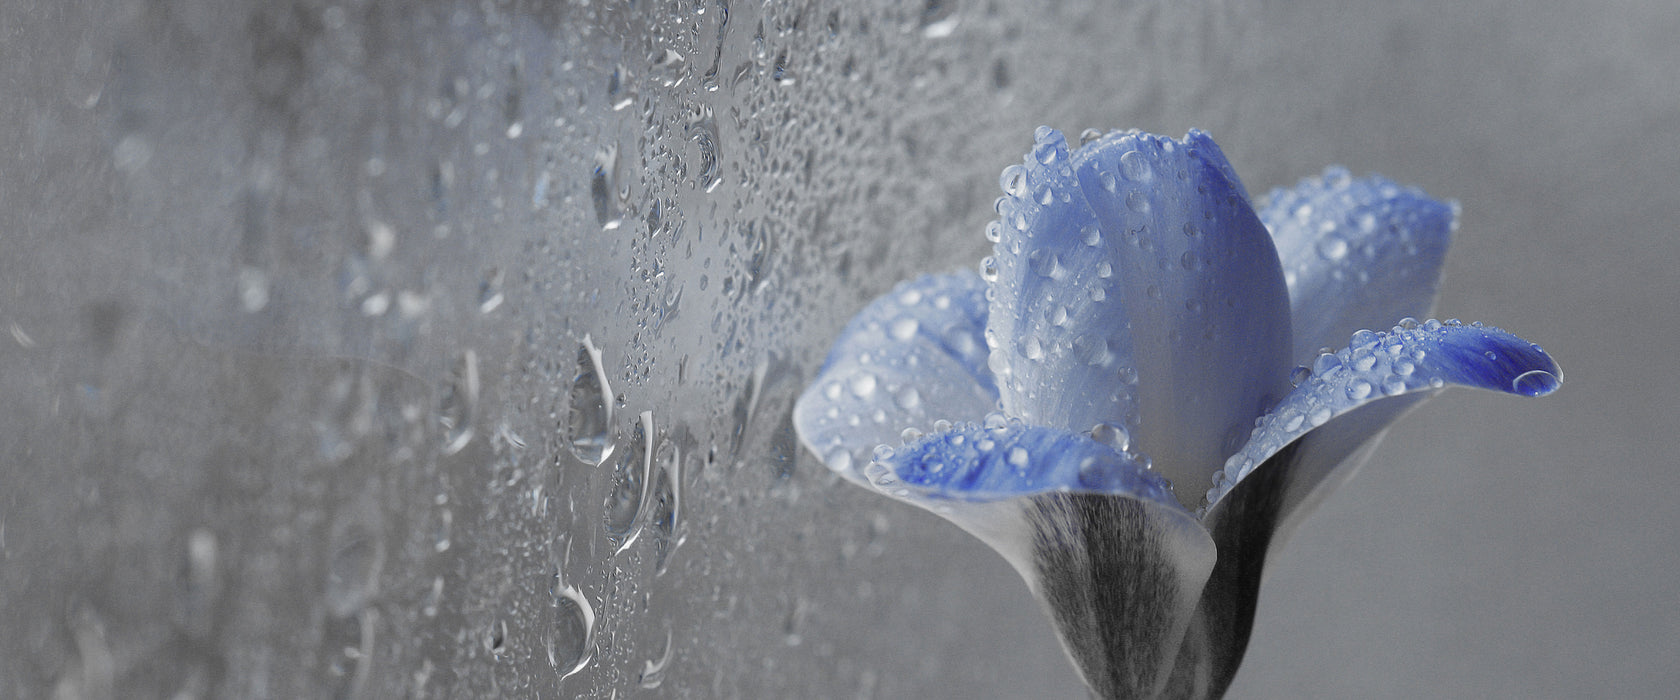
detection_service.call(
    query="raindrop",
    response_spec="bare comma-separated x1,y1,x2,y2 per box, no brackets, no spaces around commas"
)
550,578,596,679
568,336,615,465
889,317,919,341
1008,446,1031,469
1289,366,1311,387
999,165,1028,197
604,411,656,554
1125,190,1150,214
325,501,385,618
1017,336,1044,361
1098,171,1118,193
1119,150,1152,181
1346,380,1373,400
847,371,877,398
1079,128,1103,146
638,627,675,689
1027,249,1060,278
1089,422,1129,452
478,268,505,313
590,145,622,230
1511,369,1560,397
439,350,479,455
1034,139,1058,164
1316,234,1349,260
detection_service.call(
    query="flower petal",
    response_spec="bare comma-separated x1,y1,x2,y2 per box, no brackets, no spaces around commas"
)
1259,168,1456,363
874,421,1215,699
792,272,997,485
1206,319,1562,516
985,127,1139,436
1166,320,1561,698
1072,129,1294,506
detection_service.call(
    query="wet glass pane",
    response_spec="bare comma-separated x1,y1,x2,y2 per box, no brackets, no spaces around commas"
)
1,1,1673,698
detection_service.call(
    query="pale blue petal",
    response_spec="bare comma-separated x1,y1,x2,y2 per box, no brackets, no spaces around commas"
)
792,272,997,485
1165,320,1561,698
1259,168,1456,363
1071,129,1294,507
985,127,1138,436
873,421,1215,699
1206,319,1562,527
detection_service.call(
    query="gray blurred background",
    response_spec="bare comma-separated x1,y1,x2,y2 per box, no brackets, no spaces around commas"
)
2,1,1674,698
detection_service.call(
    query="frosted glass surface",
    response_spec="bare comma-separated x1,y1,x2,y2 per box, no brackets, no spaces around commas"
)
2,1,1676,698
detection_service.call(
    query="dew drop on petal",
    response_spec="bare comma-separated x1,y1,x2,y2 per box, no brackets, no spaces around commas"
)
889,317,920,341
1511,369,1561,396
847,372,877,398
1089,422,1130,452
1008,446,1030,469
1119,149,1153,181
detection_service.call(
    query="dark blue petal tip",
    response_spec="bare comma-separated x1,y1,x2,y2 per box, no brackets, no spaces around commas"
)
872,416,1179,505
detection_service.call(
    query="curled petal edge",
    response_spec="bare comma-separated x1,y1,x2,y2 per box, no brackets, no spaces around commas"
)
1165,320,1561,698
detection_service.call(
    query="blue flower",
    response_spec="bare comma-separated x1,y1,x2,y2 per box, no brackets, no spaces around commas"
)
793,127,1562,699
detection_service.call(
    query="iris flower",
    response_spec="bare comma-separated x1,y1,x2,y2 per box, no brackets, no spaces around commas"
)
792,127,1561,699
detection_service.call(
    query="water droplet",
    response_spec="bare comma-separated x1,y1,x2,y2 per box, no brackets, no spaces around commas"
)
550,579,596,679
604,411,656,553
439,350,479,455
1028,249,1060,278
1034,140,1059,164
1309,406,1332,426
1090,422,1129,452
825,448,854,472
847,371,877,398
1289,366,1311,387
1080,225,1101,246
1125,190,1150,214
1098,171,1118,193
1511,369,1561,396
325,500,384,618
979,256,999,282
1316,234,1349,261
1000,165,1028,197
1018,336,1044,361
1079,128,1103,146
478,268,505,313
894,386,921,410
590,145,622,230
1346,380,1373,400
1119,150,1152,181
889,317,919,341
983,412,1009,431
568,336,615,465
1008,446,1031,470
638,627,674,689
